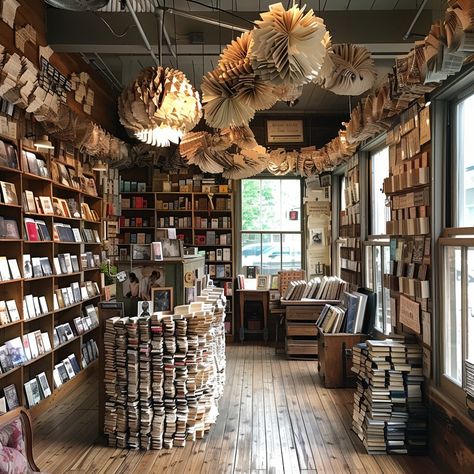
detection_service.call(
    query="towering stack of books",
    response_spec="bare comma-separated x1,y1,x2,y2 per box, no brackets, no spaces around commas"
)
103,287,226,450
351,338,427,455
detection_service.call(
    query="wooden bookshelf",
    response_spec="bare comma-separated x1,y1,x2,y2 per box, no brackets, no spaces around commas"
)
117,169,235,338
340,156,362,290
0,136,102,418
383,102,432,359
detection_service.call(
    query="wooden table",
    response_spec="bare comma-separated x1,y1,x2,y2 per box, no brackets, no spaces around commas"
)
237,289,269,342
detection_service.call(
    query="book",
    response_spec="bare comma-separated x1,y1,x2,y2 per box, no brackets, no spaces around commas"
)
0,301,9,324
6,300,20,321
0,181,18,205
0,345,13,372
7,259,21,279
24,218,39,241
5,337,26,367
39,196,54,215
0,256,11,280
24,190,37,212
3,384,19,410
36,372,52,398
23,254,32,278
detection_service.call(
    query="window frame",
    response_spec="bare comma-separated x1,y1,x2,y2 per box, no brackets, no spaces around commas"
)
237,175,305,274
432,64,474,405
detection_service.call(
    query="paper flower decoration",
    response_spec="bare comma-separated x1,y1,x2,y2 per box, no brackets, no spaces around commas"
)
272,82,303,104
201,68,255,129
221,126,258,149
251,2,327,85
219,31,253,67
322,44,375,96
118,66,201,147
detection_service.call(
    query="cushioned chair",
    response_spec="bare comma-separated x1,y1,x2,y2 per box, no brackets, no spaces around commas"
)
0,408,42,474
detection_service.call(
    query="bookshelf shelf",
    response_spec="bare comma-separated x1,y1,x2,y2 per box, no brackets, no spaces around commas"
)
118,171,235,336
0,138,104,417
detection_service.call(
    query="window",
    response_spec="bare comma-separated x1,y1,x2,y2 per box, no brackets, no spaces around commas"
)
364,146,391,334
241,178,302,274
439,86,474,401
370,146,390,235
455,92,474,226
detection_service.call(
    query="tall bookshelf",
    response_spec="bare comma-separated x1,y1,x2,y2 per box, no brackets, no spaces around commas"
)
383,103,432,361
117,169,235,337
340,156,362,290
0,135,103,418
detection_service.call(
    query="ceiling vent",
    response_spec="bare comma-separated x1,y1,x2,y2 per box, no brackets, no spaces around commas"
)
45,0,110,11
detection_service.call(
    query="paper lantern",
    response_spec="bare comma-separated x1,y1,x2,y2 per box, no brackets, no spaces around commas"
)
118,66,201,146
251,2,327,85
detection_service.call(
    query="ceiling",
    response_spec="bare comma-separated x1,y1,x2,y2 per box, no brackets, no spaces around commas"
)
45,0,448,116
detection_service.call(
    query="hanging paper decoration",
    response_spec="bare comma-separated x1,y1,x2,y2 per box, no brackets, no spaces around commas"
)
250,2,327,85
220,126,258,149
201,69,255,129
118,66,201,147
321,44,375,96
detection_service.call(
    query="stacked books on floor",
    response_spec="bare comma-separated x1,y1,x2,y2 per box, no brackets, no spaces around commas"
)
103,285,226,450
351,338,427,455
281,276,348,301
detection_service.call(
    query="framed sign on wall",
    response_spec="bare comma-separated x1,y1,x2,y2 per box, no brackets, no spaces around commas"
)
266,119,304,144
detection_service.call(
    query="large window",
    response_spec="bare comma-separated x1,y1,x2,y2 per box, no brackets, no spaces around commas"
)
440,88,474,400
455,92,474,227
364,146,391,334
241,178,302,274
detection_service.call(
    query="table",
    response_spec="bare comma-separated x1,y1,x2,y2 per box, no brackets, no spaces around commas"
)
237,290,269,342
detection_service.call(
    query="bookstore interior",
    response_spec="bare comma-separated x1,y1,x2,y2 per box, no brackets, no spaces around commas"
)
0,0,473,473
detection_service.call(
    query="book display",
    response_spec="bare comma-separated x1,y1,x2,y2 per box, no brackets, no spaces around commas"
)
383,104,432,365
118,168,235,337
103,286,226,450
340,156,362,289
351,338,427,454
0,136,103,417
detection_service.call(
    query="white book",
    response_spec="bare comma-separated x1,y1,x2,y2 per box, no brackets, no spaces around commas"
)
27,332,39,359
52,368,62,389
25,294,36,319
41,333,51,352
0,257,11,280
353,291,368,334
36,372,51,398
7,259,21,279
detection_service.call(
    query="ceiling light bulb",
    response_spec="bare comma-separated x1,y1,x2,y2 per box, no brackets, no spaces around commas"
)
34,135,55,150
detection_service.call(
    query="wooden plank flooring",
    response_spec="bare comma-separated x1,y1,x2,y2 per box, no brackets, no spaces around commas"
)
33,345,440,474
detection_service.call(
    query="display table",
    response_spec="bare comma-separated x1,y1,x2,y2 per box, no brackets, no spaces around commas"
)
237,290,269,342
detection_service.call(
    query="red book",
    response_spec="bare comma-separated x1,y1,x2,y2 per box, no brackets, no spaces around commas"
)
24,218,39,241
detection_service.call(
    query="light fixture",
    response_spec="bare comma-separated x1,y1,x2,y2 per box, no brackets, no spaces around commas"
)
34,135,55,151
118,66,201,148
92,159,108,172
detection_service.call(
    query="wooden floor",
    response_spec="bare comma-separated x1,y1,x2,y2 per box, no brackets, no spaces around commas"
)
33,345,441,474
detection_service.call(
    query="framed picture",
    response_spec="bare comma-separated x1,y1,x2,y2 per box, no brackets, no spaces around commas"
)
266,119,304,144
151,242,163,261
152,287,173,312
137,300,153,317
256,274,270,290
270,274,279,290
245,265,258,279
132,244,151,261
161,238,184,258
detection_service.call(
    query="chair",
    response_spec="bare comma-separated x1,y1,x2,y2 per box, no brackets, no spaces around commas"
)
0,407,42,473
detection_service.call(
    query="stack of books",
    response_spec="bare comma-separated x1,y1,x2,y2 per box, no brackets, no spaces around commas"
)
351,338,427,455
282,276,348,301
103,285,226,450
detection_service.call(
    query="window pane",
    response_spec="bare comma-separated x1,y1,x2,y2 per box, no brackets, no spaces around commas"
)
365,244,374,291
373,246,384,332
457,93,474,226
468,248,474,362
383,245,391,333
444,246,463,385
241,233,262,268
241,179,301,231
370,146,390,235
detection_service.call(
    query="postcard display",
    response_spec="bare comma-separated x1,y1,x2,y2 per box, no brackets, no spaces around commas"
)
352,103,431,454
340,156,362,290
0,137,103,416
103,288,227,449
305,177,331,278
117,169,234,336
